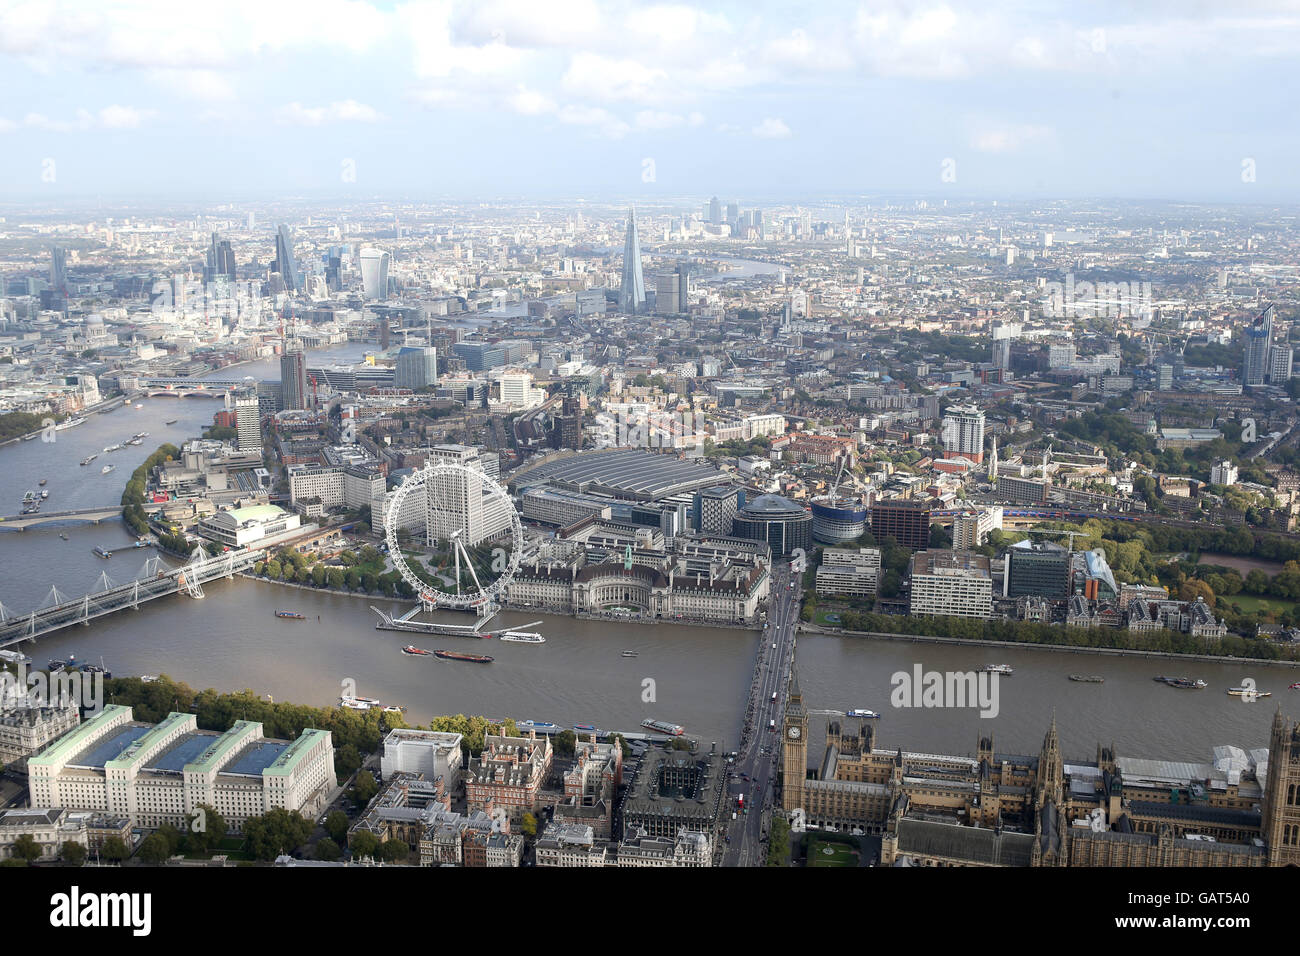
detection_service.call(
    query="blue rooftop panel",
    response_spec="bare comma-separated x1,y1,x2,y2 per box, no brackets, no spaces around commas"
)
69,725,151,769
225,741,289,776
146,733,217,773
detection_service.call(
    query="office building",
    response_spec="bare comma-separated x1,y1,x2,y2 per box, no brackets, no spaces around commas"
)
815,547,881,597
621,744,726,839
359,247,391,301
732,494,812,557
465,732,553,822
1003,540,1072,599
908,550,993,619
694,485,741,535
379,729,463,784
27,706,335,833
998,475,1050,506
274,224,299,292
810,495,868,544
49,245,68,300
280,347,308,411
619,207,646,314
870,498,934,551
204,232,236,283
395,346,438,390
951,507,1002,550
233,390,262,452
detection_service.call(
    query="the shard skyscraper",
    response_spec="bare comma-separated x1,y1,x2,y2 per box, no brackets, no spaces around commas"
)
619,207,646,314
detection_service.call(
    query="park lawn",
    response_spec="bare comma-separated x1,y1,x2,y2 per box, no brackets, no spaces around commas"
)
815,608,843,626
807,836,860,867
1226,594,1300,616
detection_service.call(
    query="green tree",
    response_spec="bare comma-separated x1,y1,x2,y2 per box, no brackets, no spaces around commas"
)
315,838,341,861
242,808,314,861
60,841,87,866
325,811,350,844
12,834,42,863
353,770,378,806
766,815,791,866
349,831,381,861
137,833,171,864
380,840,409,863
185,804,226,856
334,743,362,781
100,836,129,862
521,812,537,838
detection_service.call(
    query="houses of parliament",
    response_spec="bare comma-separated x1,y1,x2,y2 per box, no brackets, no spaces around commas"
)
780,673,1300,866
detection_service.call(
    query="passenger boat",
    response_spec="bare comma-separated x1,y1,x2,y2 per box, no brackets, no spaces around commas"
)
499,631,545,643
55,417,85,431
80,454,97,466
165,419,178,425
433,649,493,664
519,720,557,731
846,708,881,719
340,694,381,710
573,723,598,732
641,718,685,736
101,465,115,474
1154,676,1207,689
1069,675,1105,683
0,650,32,665
274,610,306,620
621,650,639,657
140,675,159,683
382,705,405,714
1227,687,1271,698
401,645,435,656
1290,682,1300,690
47,660,68,672
983,664,1014,675
40,490,48,499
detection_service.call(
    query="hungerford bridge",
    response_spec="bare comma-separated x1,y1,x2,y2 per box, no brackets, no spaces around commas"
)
0,546,264,649
0,502,165,531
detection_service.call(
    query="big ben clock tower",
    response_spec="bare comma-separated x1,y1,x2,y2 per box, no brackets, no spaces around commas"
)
781,670,809,812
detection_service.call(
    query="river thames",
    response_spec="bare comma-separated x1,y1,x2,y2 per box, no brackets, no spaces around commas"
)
0,360,1289,765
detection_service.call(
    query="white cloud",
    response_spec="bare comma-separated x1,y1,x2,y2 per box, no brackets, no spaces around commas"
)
969,122,1054,153
18,106,156,132
278,99,386,126
508,85,558,115
97,104,155,128
752,117,791,139
561,52,668,104
557,103,629,138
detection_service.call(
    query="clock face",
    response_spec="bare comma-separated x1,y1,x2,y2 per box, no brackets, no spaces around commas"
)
788,726,801,739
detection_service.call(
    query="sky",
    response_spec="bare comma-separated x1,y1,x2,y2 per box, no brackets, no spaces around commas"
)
0,0,1298,203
